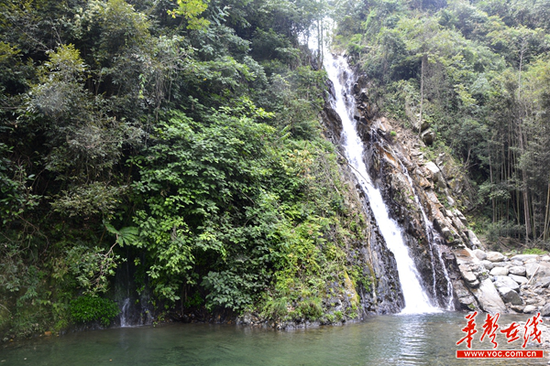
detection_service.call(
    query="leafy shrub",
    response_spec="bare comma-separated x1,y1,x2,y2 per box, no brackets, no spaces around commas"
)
262,296,289,320
70,295,120,326
295,297,323,320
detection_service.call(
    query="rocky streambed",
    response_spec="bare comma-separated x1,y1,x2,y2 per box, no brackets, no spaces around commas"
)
457,249,550,360
456,250,550,316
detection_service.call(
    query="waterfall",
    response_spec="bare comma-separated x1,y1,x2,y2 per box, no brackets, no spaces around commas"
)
120,298,131,327
401,164,455,310
324,54,440,314
119,296,154,327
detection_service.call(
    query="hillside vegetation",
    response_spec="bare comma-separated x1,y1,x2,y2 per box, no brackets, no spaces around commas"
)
0,0,373,339
2,0,550,339
335,0,550,250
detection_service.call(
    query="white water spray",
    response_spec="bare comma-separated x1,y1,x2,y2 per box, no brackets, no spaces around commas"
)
401,165,455,310
324,54,439,314
120,297,131,327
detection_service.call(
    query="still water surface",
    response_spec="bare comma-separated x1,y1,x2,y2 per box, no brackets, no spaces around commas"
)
1,312,547,365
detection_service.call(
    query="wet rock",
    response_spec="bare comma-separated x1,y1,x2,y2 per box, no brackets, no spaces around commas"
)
471,279,507,314
322,106,343,143
336,74,550,318
486,251,506,262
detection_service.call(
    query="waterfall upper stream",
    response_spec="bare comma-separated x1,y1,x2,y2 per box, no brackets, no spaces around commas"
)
324,53,440,314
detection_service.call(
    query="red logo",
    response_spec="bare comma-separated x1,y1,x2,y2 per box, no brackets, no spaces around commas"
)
456,312,545,359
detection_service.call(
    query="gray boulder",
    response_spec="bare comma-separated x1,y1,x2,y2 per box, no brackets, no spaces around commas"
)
508,266,526,276
486,251,506,262
493,276,520,291
471,279,507,314
540,303,550,317
533,276,550,288
490,267,509,276
523,305,537,313
472,249,487,261
508,274,529,285
481,260,494,270
459,264,480,288
497,287,523,305
510,254,539,262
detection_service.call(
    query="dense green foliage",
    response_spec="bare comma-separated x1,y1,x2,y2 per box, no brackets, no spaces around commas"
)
334,0,550,249
0,0,368,339
70,295,120,326
4,0,548,340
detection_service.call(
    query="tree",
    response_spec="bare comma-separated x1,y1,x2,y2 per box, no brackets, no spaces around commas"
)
169,0,211,30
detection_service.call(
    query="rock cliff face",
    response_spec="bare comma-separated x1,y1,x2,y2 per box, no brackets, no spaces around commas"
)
321,81,404,317
321,64,531,315
321,60,550,318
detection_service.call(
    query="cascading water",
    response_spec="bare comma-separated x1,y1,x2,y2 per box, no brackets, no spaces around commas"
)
324,53,439,314
120,298,131,327
401,165,455,310
119,296,153,327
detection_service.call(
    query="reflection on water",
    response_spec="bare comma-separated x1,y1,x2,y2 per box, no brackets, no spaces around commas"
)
1,313,547,365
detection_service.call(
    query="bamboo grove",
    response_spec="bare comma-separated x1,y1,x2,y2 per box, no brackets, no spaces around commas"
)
335,0,550,247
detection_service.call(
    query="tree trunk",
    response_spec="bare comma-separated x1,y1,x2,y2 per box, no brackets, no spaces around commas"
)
489,154,495,223
418,53,427,136
544,183,550,241
517,38,531,241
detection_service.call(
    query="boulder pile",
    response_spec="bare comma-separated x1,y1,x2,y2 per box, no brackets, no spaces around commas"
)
457,248,550,316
